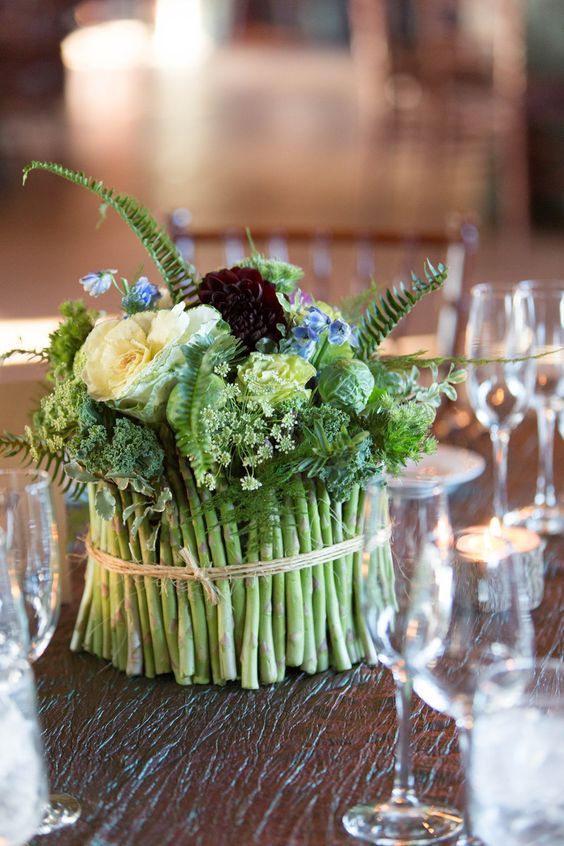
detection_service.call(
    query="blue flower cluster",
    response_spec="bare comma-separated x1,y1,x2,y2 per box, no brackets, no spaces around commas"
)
121,277,161,315
79,269,118,297
292,306,357,359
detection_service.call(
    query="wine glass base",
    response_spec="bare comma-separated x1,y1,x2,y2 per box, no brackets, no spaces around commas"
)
343,801,463,845
505,504,564,536
454,836,484,846
36,793,81,834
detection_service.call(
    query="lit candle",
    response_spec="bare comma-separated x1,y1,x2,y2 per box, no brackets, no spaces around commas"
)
455,519,510,563
455,521,545,610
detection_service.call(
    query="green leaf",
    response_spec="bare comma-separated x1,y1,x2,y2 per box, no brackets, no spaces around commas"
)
357,260,448,359
166,334,243,483
22,161,198,305
95,487,116,520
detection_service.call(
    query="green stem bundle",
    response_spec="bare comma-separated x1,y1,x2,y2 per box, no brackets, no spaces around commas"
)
71,467,388,688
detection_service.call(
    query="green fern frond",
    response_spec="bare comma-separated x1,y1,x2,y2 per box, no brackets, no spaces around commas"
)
0,348,48,364
357,260,448,359
0,431,82,497
22,161,199,305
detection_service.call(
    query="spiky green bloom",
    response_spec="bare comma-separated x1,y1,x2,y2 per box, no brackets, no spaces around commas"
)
363,396,436,474
242,253,304,295
47,300,98,380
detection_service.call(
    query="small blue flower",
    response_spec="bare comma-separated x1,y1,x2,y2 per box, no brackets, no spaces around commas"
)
121,276,161,315
293,338,317,360
328,319,353,346
293,325,318,342
305,306,331,333
79,269,117,297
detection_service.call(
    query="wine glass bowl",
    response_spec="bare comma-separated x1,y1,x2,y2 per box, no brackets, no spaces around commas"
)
505,279,564,535
0,469,60,661
465,284,536,523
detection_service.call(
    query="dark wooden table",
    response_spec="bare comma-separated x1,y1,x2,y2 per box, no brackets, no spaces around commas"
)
32,417,563,846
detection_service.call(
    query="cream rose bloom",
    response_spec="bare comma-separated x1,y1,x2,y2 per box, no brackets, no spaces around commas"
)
80,303,221,424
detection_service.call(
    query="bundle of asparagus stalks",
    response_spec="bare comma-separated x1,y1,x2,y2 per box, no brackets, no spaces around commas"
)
71,463,384,689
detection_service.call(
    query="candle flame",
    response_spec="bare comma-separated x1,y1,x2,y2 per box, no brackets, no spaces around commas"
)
489,517,503,537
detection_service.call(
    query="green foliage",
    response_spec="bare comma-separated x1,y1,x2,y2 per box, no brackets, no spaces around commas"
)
242,252,304,295
362,397,436,474
296,406,380,501
72,416,164,491
356,260,448,359
340,278,382,324
47,300,98,380
166,334,244,485
367,360,466,410
0,430,76,495
23,161,198,305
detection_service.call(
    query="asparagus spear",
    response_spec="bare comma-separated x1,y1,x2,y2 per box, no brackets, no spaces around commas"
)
281,496,304,667
258,515,277,684
200,487,237,682
316,481,351,671
132,491,170,675
180,460,223,685
270,506,286,681
305,478,328,672
293,478,316,675
120,489,156,678
111,491,143,676
241,522,260,689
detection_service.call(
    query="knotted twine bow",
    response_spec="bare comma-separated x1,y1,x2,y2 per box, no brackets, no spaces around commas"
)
84,531,391,606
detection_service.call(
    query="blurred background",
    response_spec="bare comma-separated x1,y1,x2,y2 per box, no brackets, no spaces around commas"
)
0,0,563,362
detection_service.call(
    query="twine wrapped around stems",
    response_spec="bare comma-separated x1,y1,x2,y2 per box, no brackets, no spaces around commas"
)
85,533,388,605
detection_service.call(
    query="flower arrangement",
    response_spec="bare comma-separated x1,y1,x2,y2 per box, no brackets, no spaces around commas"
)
1,162,464,688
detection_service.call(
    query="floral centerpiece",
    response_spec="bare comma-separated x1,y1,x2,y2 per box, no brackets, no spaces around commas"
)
1,162,464,688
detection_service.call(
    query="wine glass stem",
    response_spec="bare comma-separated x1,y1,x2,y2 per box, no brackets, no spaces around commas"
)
456,722,475,839
391,668,416,803
490,426,510,521
535,405,557,508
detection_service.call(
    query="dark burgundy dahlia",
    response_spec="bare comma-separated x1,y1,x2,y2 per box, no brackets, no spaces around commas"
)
198,266,286,351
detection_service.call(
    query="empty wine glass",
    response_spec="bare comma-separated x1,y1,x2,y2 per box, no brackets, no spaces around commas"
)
343,477,463,845
0,469,81,832
470,658,564,846
505,279,564,535
0,650,49,846
465,284,536,522
407,529,535,845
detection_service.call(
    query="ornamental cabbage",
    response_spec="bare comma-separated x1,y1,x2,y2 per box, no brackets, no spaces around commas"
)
79,303,222,424
237,353,316,406
317,358,375,414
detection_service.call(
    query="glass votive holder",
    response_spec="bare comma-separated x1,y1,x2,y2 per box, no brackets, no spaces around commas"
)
0,652,49,846
469,658,564,846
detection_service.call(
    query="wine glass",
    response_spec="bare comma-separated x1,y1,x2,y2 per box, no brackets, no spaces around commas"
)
343,477,463,845
465,284,536,522
505,279,564,535
0,469,81,832
470,658,564,846
407,529,535,845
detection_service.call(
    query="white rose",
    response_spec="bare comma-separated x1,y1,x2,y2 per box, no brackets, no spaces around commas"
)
80,303,221,424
